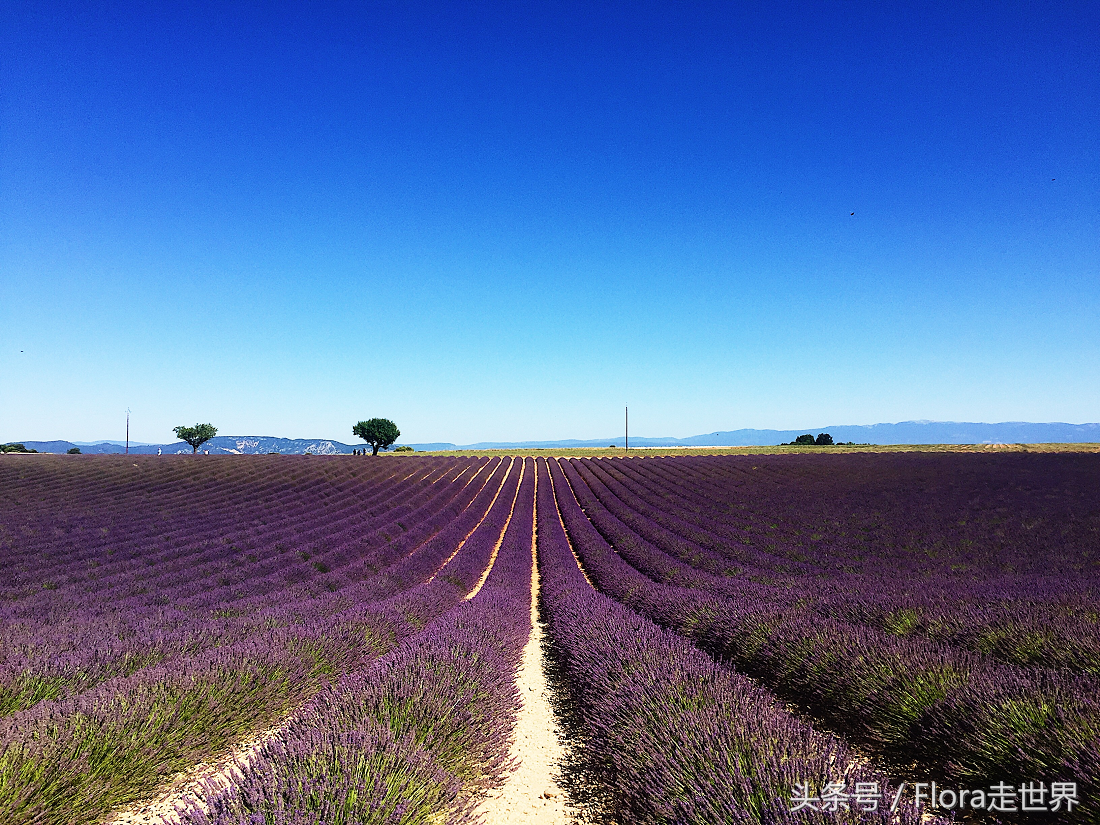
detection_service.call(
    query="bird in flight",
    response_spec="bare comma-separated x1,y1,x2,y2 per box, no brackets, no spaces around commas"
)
850,212,855,216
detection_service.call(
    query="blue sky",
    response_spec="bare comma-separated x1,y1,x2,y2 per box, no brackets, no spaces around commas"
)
2,2,1097,445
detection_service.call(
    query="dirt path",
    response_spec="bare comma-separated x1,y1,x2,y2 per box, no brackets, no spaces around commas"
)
427,456,514,583
466,458,525,601
475,461,579,824
547,458,596,588
102,727,271,824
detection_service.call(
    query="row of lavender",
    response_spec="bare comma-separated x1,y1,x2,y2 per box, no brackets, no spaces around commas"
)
608,451,1099,580
639,451,1100,578
1,455,464,599
552,455,1099,820
574,452,1100,672
534,458,938,824
0,456,498,715
0,455,524,824
177,456,538,825
0,457,447,629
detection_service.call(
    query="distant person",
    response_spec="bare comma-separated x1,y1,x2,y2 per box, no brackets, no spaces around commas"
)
157,448,162,455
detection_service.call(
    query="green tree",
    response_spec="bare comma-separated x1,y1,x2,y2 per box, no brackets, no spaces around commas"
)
173,423,218,454
815,433,834,446
1,443,36,453
67,447,81,454
352,418,400,455
793,434,815,445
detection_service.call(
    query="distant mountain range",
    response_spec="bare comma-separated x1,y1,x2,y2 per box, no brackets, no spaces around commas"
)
435,420,1100,449
15,436,365,455
11,421,1100,454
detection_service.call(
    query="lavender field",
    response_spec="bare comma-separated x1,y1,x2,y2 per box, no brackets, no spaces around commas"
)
0,452,1096,824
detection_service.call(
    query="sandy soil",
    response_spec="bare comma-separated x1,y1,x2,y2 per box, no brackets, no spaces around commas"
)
466,458,525,601
547,460,596,587
475,464,579,824
427,456,515,583
102,723,278,825
474,599,578,824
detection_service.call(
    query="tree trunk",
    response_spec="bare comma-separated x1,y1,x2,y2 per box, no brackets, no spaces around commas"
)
372,444,380,455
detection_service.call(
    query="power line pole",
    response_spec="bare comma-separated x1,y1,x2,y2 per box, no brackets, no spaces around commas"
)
126,409,130,454
625,406,628,453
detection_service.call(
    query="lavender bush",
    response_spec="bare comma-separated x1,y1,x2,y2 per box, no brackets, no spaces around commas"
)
0,455,522,824
534,458,937,825
176,458,536,825
550,454,1100,821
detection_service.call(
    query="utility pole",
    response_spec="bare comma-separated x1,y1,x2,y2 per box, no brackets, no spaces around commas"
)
625,406,628,453
126,409,130,454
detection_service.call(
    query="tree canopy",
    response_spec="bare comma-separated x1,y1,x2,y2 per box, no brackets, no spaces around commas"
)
1,443,37,453
174,424,218,454
352,419,400,455
785,433,834,446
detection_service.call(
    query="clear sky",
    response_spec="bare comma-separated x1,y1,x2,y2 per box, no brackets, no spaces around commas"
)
2,2,1097,445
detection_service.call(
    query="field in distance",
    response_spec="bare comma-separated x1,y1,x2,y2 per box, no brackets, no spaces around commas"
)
1,451,1097,824
400,441,1100,457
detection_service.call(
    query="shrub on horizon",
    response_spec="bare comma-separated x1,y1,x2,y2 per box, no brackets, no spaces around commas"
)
1,443,37,453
